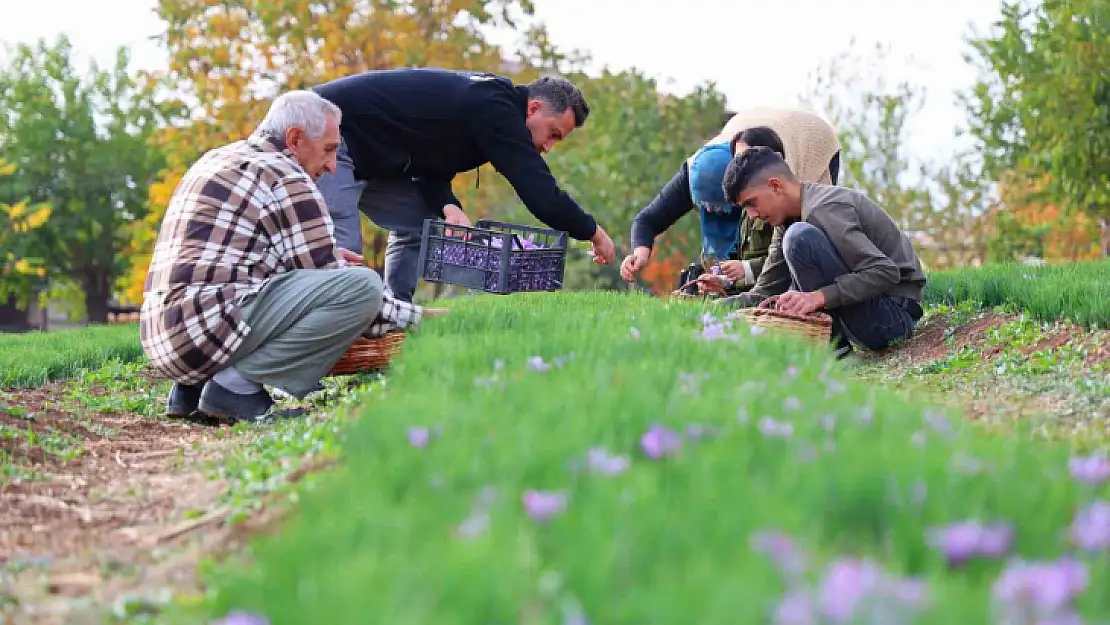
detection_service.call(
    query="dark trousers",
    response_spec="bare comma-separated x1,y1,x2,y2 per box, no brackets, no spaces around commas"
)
781,222,921,350
315,139,440,302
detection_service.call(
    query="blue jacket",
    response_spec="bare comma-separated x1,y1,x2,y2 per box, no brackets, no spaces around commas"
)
313,68,598,240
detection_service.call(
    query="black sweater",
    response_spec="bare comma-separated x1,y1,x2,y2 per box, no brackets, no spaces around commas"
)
313,68,598,241
630,162,695,249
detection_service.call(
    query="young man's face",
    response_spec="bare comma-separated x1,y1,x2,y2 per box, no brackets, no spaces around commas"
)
525,100,576,154
737,178,790,226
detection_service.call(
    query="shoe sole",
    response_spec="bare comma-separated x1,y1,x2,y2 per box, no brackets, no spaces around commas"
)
196,399,242,426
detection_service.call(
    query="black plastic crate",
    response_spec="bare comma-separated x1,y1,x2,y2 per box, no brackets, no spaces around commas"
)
416,218,569,294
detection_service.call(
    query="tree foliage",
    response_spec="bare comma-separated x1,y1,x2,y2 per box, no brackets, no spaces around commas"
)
801,38,993,271
0,36,172,321
130,0,726,298
965,0,1110,254
0,159,52,309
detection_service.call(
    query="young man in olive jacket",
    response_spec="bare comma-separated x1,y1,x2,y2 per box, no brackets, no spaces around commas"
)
721,146,927,354
312,68,616,301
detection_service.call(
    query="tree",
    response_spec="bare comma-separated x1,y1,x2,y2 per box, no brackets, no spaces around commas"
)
964,0,1110,255
0,159,52,328
129,0,726,298
800,38,993,270
0,36,172,322
125,0,547,301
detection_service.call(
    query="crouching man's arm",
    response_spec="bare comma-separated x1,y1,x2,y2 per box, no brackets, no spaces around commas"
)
363,294,450,338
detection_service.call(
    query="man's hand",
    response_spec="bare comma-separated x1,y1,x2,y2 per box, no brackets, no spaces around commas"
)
619,246,652,282
695,273,727,296
336,247,365,267
589,225,616,266
443,204,471,237
718,260,746,282
772,290,826,315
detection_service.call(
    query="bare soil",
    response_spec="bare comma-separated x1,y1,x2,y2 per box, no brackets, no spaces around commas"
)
0,378,245,624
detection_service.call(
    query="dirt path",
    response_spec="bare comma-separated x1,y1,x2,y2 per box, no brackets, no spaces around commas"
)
1,376,245,624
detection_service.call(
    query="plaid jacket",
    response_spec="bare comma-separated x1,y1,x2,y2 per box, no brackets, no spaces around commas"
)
140,132,421,385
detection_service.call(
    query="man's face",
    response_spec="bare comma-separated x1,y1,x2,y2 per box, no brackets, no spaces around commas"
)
524,100,576,154
737,179,789,226
287,114,341,180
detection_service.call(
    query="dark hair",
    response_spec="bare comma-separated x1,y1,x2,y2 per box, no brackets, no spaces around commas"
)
729,125,785,157
722,146,796,202
525,75,590,127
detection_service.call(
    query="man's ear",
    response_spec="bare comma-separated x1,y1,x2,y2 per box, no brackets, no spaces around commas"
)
526,99,545,118
285,126,304,152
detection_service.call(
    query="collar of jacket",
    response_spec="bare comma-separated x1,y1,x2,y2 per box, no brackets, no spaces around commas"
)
248,131,298,161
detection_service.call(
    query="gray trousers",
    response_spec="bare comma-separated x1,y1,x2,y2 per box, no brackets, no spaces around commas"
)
316,139,441,302
223,266,384,398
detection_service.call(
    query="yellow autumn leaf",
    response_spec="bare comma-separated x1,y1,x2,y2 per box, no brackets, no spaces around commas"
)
22,203,52,230
7,200,27,221
13,258,33,275
0,160,15,176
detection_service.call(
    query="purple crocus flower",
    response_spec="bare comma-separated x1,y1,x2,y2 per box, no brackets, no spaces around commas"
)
817,558,928,623
521,489,567,522
1068,454,1110,485
759,417,794,438
586,447,630,476
783,396,802,412
407,426,430,448
213,612,269,625
630,327,641,340
773,591,815,625
1069,500,1110,551
992,557,1088,618
527,356,551,372
926,520,1013,566
640,424,682,459
750,530,808,579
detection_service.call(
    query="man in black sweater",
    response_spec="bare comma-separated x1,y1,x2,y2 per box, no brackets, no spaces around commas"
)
313,68,617,301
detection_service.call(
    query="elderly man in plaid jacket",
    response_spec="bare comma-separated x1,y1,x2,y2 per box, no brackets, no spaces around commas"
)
140,90,436,424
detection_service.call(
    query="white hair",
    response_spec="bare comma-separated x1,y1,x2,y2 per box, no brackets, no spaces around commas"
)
256,90,342,140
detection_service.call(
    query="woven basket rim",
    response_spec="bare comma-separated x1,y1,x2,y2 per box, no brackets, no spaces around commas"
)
742,307,833,327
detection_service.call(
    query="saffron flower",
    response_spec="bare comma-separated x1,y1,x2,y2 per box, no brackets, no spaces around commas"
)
1069,500,1110,551
926,520,1013,566
586,447,630,476
527,356,551,372
1068,454,1110,485
213,612,269,625
521,489,567,522
640,424,682,459
992,557,1088,623
759,417,794,438
407,426,431,448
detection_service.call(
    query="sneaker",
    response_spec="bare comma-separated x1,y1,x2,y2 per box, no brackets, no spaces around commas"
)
165,382,204,418
832,332,854,361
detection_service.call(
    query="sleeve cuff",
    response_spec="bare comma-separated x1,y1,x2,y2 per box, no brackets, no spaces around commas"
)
818,284,841,309
739,260,756,287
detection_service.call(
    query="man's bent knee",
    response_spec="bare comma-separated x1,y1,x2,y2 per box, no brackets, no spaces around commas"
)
782,222,825,262
341,266,384,303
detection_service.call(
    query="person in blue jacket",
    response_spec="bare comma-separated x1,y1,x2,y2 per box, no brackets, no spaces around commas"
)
313,68,617,301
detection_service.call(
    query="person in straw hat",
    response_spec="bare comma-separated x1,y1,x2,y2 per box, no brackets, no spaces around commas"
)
620,106,842,297
141,90,443,425
720,146,927,357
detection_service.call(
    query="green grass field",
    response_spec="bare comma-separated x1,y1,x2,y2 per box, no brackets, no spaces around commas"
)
923,258,1110,328
185,292,1109,625
0,323,143,387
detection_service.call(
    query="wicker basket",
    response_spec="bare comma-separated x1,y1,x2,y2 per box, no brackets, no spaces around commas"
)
737,307,833,344
327,331,406,376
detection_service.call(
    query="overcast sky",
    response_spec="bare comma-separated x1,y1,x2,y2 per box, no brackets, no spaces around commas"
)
1,0,1004,165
